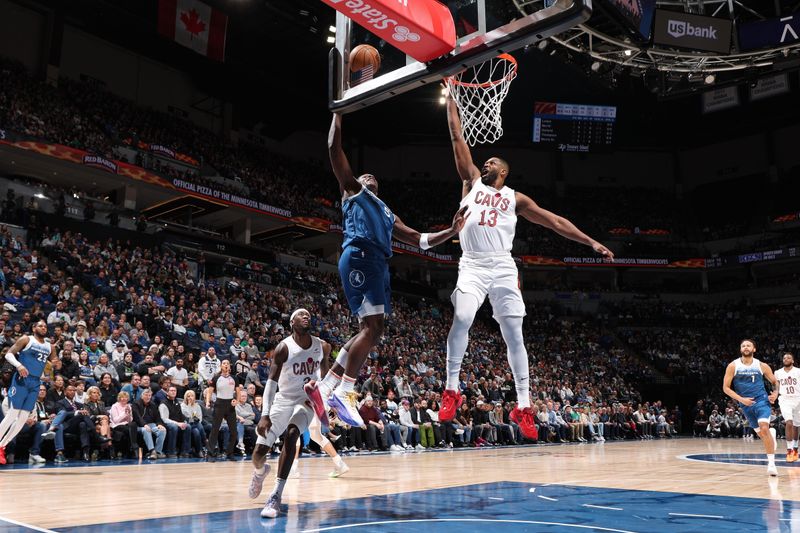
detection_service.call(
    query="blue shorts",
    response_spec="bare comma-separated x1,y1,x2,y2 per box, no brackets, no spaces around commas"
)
338,245,391,318
8,373,41,412
741,397,771,429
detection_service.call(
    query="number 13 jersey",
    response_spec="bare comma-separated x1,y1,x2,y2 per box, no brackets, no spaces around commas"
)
458,180,517,255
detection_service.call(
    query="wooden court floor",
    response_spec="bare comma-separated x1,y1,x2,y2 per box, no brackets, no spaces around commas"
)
1,438,799,531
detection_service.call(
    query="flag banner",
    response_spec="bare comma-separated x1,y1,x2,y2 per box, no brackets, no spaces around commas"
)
158,0,228,61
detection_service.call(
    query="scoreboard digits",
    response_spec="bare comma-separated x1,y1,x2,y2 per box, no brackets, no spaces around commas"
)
532,102,617,152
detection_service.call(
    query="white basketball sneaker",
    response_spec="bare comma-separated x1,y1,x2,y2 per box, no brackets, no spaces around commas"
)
328,389,365,428
768,463,778,477
329,460,350,478
248,464,271,499
260,493,281,519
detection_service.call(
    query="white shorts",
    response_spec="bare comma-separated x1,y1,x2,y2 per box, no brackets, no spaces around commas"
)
256,393,314,447
779,397,800,423
453,253,525,319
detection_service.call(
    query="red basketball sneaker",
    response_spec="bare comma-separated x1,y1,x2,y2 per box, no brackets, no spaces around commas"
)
0,446,6,465
304,380,330,433
439,389,463,422
510,407,539,441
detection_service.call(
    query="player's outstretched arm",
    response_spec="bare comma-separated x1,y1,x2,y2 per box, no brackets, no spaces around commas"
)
516,192,614,260
445,91,480,196
328,113,362,197
392,206,469,249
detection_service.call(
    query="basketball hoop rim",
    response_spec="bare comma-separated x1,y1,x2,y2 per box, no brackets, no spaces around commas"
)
445,53,518,89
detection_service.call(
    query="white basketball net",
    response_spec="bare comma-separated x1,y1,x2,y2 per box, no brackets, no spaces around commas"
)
446,54,518,146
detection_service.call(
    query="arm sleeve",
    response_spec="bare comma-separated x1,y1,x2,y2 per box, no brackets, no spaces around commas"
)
262,380,278,416
4,352,22,369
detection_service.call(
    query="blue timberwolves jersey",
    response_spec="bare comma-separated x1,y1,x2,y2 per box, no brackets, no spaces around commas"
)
19,336,51,378
341,187,395,257
732,357,768,400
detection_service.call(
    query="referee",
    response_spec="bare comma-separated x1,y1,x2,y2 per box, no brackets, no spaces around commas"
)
205,359,240,461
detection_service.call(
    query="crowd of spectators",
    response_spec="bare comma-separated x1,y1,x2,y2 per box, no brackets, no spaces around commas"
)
0,213,682,464
4,56,798,255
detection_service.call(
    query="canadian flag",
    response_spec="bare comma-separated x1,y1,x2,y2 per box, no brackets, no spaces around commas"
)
158,0,228,62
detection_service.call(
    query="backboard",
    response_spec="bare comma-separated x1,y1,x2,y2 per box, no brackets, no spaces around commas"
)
329,0,592,113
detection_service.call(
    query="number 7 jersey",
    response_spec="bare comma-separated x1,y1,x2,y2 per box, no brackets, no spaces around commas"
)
458,180,517,254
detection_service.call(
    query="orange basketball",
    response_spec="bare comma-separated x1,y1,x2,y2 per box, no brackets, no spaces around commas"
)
349,44,381,74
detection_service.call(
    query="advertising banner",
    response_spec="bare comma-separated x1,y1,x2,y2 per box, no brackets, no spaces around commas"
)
653,10,732,53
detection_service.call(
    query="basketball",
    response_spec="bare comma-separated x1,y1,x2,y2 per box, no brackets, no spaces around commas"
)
349,44,381,74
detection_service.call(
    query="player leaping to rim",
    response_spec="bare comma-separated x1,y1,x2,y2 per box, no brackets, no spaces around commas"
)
438,91,614,438
723,339,780,476
0,320,56,464
314,113,469,429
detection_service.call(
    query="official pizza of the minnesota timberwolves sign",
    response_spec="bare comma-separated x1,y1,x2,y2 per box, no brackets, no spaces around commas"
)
349,269,365,288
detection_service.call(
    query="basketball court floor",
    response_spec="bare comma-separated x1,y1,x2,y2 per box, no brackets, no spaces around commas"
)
1,438,799,532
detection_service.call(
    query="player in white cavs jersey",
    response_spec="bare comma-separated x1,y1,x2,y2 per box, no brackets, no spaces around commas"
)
775,352,800,462
248,308,332,519
439,92,614,439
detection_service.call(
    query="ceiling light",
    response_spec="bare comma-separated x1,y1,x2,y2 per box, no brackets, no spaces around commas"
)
34,193,46,199
538,40,549,50
704,73,715,85
326,35,335,44
329,25,336,33
438,97,446,105
591,61,601,72
623,49,632,57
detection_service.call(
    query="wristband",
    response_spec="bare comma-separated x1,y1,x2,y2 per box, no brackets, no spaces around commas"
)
419,233,432,250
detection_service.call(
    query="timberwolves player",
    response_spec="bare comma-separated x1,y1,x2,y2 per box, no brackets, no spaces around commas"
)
438,92,613,438
0,320,55,464
316,113,469,428
723,339,779,476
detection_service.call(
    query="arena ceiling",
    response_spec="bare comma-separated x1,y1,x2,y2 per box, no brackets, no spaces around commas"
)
23,0,800,147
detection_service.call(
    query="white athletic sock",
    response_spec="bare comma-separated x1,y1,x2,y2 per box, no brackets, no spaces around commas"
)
319,370,342,396
497,315,531,409
333,455,345,468
272,477,287,498
768,453,776,465
445,291,481,391
339,375,356,394
255,464,267,475
335,348,349,369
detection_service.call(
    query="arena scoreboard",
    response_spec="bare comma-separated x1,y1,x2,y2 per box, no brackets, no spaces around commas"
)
532,102,617,152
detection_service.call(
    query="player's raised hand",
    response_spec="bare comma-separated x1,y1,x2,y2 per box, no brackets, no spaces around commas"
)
740,397,755,406
17,365,29,378
592,241,614,261
451,206,470,233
